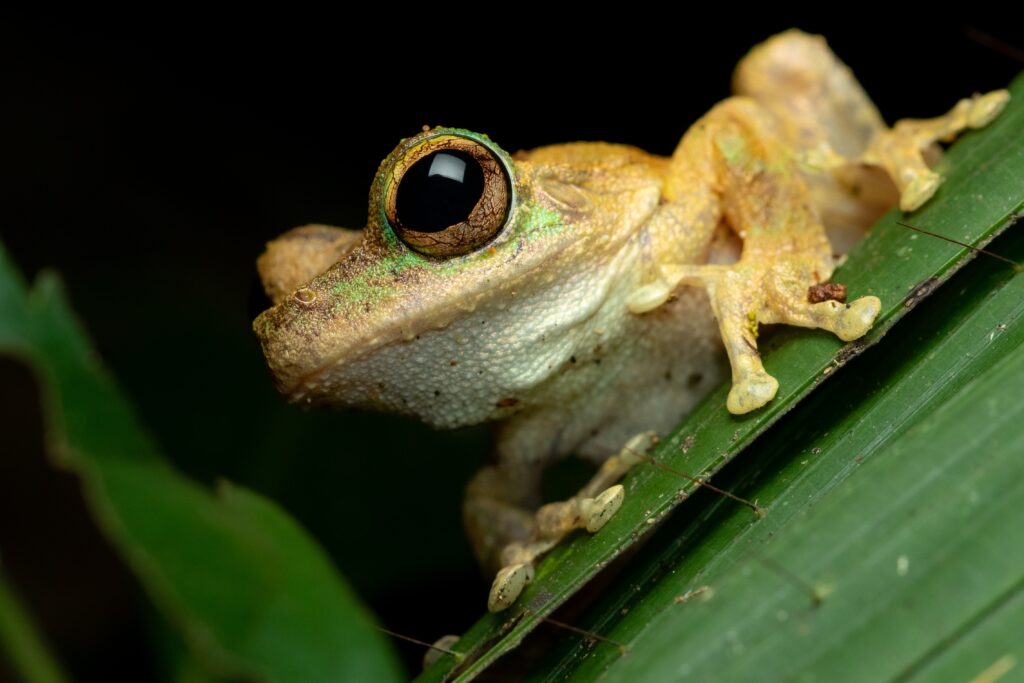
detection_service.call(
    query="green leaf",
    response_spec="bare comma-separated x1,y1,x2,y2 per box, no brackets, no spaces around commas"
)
419,72,1024,682
534,202,1024,681
0,247,403,682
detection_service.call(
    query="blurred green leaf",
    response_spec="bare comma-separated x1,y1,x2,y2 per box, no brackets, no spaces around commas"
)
0,246,403,682
420,73,1024,681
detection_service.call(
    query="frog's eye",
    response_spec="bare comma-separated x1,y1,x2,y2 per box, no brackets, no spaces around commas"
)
385,135,511,257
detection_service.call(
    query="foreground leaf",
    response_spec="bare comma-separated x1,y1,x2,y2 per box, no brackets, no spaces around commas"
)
0,247,403,682
536,213,1024,681
420,72,1024,681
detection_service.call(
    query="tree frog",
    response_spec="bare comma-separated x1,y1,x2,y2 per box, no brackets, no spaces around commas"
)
252,30,1007,612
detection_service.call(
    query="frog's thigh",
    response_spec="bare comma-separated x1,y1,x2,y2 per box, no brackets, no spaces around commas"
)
732,29,886,158
486,432,657,612
662,99,882,415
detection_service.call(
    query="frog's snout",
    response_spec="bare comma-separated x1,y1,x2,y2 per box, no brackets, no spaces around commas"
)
252,282,342,401
256,224,364,305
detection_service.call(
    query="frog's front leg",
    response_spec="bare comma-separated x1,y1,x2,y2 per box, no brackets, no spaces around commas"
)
465,432,656,612
651,259,880,414
634,98,882,414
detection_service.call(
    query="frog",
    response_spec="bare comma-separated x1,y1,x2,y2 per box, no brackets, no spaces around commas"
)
252,29,1008,613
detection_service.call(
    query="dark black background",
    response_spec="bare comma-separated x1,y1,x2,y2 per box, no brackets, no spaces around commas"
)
1,11,1020,681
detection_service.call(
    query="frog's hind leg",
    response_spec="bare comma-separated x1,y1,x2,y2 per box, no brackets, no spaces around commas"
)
477,432,656,612
736,29,1009,213
733,29,887,160
732,29,896,250
858,92,1009,211
733,29,1010,243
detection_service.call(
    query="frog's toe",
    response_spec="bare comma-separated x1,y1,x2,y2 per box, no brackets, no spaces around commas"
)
582,485,625,533
836,296,881,341
727,372,779,415
967,90,1010,128
488,562,534,612
620,431,658,466
900,173,941,212
422,635,461,669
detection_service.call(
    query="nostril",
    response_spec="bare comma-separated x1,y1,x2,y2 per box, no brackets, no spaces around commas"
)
293,288,317,305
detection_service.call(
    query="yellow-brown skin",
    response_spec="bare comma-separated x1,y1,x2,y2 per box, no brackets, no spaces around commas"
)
253,30,1008,612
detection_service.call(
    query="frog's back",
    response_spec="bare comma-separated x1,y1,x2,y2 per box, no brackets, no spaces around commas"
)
517,141,670,175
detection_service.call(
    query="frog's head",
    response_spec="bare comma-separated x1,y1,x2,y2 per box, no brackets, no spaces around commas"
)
253,127,661,427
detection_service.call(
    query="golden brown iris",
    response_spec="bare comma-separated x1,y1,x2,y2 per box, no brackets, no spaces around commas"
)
385,134,510,257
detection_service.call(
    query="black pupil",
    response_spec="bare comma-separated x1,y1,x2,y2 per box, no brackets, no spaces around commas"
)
395,150,485,233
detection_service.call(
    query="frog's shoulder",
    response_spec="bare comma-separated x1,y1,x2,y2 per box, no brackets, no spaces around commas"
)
515,141,667,172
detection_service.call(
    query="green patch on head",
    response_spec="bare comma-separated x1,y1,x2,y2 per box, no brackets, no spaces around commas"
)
519,202,567,241
329,250,423,307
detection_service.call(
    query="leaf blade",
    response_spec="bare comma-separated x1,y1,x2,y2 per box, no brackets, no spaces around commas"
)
533,176,1024,682
0,245,404,683
592,286,1024,682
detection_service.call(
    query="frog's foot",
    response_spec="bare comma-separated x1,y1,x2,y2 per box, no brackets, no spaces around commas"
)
486,432,656,612
488,560,538,612
422,635,461,670
487,487,628,612
856,90,1009,212
729,371,779,416
663,262,881,416
739,288,880,414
